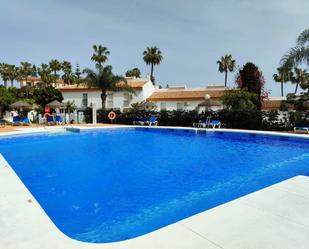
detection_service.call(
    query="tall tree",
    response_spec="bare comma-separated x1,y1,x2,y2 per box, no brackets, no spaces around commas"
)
143,46,163,83
83,65,132,110
0,63,10,88
62,61,72,72
273,67,293,97
125,68,141,78
281,29,309,68
75,64,82,79
91,45,110,66
292,68,308,94
62,61,73,85
49,59,62,77
19,62,34,84
236,62,267,110
7,64,19,88
217,54,236,87
37,64,55,86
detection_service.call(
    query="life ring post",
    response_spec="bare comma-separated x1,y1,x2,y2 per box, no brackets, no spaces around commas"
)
107,111,116,124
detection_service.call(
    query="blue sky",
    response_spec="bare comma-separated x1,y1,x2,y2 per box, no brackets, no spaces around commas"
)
0,0,308,96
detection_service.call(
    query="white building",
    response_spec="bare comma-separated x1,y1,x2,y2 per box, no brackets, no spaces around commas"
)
147,85,227,111
57,76,155,111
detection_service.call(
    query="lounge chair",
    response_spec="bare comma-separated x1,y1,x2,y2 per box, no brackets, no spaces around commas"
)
12,116,21,126
55,115,63,125
46,115,55,125
209,120,221,128
294,127,309,134
133,117,148,126
147,117,158,126
193,119,210,128
22,118,30,126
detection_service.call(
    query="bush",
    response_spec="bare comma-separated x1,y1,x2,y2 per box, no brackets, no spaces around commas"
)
83,108,307,131
218,109,262,130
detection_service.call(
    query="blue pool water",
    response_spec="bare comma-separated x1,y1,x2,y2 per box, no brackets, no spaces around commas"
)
1,128,309,243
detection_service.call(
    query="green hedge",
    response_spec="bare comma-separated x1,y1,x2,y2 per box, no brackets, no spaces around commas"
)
84,108,308,131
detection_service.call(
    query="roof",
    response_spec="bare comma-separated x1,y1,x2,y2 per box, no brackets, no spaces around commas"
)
20,77,64,84
147,88,228,101
262,99,282,110
57,77,149,91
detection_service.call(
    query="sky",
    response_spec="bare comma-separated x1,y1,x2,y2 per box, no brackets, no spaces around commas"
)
0,0,309,96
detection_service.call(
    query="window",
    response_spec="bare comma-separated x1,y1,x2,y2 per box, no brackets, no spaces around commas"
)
82,93,88,107
176,102,185,111
123,93,131,107
107,93,113,108
160,103,166,110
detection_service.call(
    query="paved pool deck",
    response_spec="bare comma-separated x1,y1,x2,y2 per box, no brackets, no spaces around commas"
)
1,126,309,249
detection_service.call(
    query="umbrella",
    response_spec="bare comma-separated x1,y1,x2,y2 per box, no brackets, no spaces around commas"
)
46,100,65,108
138,101,157,111
10,101,32,109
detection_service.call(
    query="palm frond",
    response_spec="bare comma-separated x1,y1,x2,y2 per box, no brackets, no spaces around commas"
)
281,46,309,68
296,29,309,46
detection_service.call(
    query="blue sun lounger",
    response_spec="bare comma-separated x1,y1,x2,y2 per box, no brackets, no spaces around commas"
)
209,120,221,128
55,115,63,125
147,117,158,126
12,116,21,126
22,118,30,126
47,115,55,125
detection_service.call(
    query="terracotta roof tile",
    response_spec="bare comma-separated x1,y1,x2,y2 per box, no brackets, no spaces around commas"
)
57,78,148,91
147,89,227,101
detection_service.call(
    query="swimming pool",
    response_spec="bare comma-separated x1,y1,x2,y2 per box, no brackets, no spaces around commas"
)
1,128,309,243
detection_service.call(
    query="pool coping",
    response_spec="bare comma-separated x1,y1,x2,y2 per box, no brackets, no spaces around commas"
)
1,126,309,249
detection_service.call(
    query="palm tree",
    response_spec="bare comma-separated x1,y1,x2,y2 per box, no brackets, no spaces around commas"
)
300,73,309,93
61,61,73,85
49,59,62,77
19,62,34,84
281,29,309,68
19,62,35,97
143,46,163,83
273,67,293,97
7,65,19,87
62,61,72,72
0,63,10,88
217,54,236,87
292,68,308,94
83,65,133,110
91,45,110,66
37,64,55,87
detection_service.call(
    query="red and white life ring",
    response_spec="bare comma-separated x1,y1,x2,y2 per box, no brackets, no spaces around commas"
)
108,111,116,121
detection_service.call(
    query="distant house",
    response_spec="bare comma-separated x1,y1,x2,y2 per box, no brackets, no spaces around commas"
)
147,85,228,111
57,76,155,111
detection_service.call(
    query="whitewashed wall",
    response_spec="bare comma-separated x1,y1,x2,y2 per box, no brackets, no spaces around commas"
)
61,80,155,111
152,100,222,112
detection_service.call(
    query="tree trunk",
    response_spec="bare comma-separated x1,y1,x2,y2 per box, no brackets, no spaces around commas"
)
150,63,154,84
294,83,299,94
101,90,107,111
281,81,284,97
4,80,7,88
11,80,14,88
224,71,228,87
